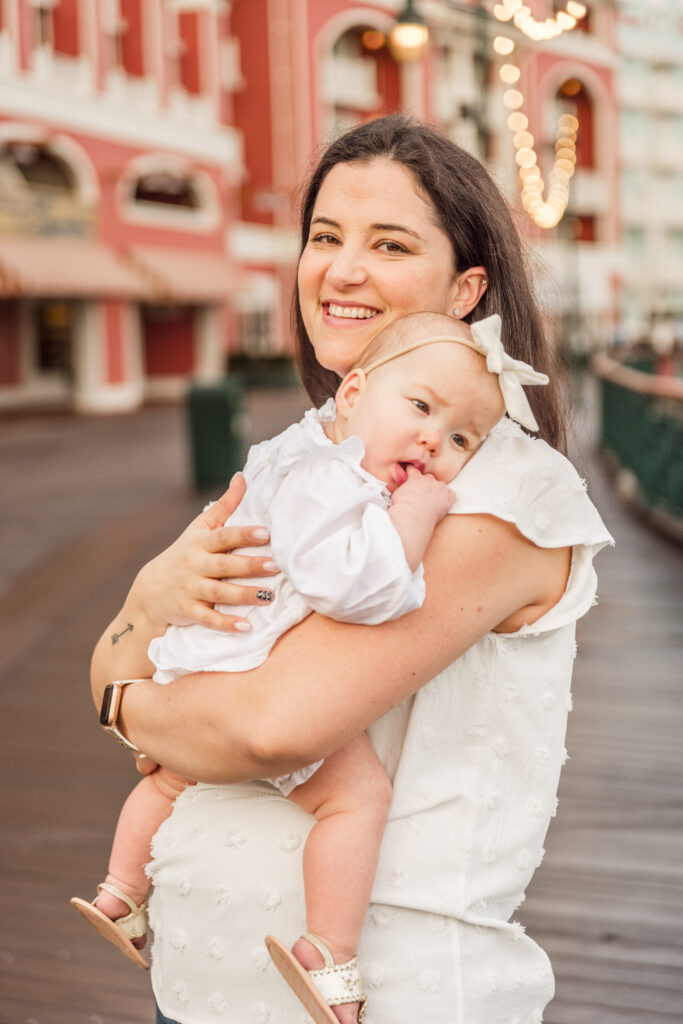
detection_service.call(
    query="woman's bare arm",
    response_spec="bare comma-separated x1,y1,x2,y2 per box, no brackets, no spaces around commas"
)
105,513,570,784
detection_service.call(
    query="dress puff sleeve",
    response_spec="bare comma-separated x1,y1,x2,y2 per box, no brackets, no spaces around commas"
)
265,435,425,625
448,417,614,632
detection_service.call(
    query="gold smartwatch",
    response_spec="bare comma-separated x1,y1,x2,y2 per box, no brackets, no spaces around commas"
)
99,678,146,753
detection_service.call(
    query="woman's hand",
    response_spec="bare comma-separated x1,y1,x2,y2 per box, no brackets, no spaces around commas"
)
91,473,278,705
135,473,279,634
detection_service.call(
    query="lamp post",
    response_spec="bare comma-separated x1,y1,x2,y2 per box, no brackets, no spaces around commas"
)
389,0,430,62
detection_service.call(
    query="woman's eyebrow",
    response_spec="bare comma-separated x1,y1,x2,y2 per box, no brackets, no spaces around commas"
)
373,222,422,240
311,216,422,240
311,216,339,227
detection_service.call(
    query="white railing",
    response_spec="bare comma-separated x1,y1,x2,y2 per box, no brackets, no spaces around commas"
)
321,55,379,111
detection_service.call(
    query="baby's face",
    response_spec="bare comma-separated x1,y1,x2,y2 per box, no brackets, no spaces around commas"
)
342,341,505,491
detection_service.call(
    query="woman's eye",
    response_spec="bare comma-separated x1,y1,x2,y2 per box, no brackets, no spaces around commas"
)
451,433,467,450
311,232,339,245
412,399,429,414
378,240,408,254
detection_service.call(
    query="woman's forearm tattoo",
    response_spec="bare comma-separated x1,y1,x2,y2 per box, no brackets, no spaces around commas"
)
111,622,134,645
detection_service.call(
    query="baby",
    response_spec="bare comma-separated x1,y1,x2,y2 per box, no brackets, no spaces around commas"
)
72,311,547,1024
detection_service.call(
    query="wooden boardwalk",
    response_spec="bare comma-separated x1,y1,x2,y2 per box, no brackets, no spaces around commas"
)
1,388,681,1024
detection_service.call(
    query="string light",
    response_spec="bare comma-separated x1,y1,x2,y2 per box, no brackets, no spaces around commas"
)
491,0,585,231
494,0,587,41
507,112,528,132
503,89,524,109
493,35,515,55
499,64,521,84
498,52,580,230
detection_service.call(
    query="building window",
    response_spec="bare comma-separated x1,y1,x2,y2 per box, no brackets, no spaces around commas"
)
35,302,73,378
626,228,645,258
34,3,53,49
53,0,79,57
1,142,76,192
134,172,201,209
178,12,201,94
238,310,272,357
574,214,596,242
325,25,400,136
119,0,144,77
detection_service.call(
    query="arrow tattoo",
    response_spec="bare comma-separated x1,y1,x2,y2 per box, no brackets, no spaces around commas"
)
111,623,134,644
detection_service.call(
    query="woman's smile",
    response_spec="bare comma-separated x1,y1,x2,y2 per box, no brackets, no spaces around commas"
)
297,158,459,376
323,301,382,324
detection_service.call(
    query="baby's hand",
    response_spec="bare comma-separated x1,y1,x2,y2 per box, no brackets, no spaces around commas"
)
391,466,455,527
388,467,455,571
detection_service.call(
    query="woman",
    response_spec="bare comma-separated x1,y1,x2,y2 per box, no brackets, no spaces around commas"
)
91,115,612,1023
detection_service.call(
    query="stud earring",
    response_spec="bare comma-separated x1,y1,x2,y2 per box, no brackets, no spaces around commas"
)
453,308,460,318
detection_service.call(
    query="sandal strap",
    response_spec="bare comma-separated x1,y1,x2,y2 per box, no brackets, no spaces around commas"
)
302,932,367,1011
96,883,148,940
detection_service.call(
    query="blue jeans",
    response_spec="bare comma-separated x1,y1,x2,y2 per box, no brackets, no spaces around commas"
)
155,1005,179,1024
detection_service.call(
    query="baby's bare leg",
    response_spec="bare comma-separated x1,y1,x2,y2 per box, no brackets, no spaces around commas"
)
95,767,191,932
288,733,392,1022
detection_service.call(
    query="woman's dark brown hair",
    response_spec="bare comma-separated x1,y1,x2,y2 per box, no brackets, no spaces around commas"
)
293,113,568,453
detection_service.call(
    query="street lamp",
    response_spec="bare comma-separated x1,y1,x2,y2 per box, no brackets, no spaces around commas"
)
389,0,430,62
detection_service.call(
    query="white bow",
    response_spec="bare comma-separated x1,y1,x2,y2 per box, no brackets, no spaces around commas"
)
470,314,549,432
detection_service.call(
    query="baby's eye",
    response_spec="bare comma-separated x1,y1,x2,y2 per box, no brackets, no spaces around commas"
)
451,433,467,450
412,399,429,414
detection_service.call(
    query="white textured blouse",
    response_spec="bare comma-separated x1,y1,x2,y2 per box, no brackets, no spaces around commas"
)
147,416,613,1024
149,399,424,682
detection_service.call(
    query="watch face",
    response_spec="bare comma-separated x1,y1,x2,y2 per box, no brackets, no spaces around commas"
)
99,684,115,726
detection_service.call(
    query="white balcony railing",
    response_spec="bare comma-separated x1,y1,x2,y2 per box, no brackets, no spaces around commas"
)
322,55,379,112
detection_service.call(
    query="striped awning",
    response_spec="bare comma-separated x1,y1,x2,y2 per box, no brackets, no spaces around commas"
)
128,245,248,304
0,236,153,299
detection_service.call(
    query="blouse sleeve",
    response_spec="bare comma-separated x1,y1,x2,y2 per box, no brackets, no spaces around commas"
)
266,447,425,624
448,418,614,632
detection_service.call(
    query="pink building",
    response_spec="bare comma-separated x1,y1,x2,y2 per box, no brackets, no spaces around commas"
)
0,0,242,412
0,0,619,412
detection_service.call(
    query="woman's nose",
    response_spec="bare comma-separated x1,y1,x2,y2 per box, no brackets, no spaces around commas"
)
324,245,368,288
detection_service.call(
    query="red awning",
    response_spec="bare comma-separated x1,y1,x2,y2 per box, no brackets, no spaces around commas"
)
0,236,153,299
128,245,248,304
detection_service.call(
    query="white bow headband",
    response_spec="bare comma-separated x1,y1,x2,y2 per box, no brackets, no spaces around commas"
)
363,313,549,432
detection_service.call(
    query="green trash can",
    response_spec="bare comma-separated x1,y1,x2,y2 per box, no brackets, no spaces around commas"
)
187,377,249,491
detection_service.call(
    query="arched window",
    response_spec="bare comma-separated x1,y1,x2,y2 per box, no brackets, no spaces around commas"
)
118,157,220,230
1,142,77,192
133,171,201,209
556,79,595,169
325,25,400,135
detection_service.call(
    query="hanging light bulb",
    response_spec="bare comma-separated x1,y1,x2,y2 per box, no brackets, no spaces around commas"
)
507,112,528,132
501,66,580,229
503,89,524,109
500,64,521,84
493,36,515,55
389,0,429,62
494,0,587,39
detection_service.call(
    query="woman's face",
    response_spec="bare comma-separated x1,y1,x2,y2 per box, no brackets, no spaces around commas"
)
297,159,460,376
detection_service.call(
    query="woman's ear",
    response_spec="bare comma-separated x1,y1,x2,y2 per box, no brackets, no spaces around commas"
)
450,266,488,318
335,368,367,420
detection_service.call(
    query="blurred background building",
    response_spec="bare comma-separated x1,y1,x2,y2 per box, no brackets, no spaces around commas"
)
0,0,681,414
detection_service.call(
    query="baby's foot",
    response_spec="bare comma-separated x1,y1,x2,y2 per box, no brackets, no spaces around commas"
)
292,936,360,1024
95,881,147,950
